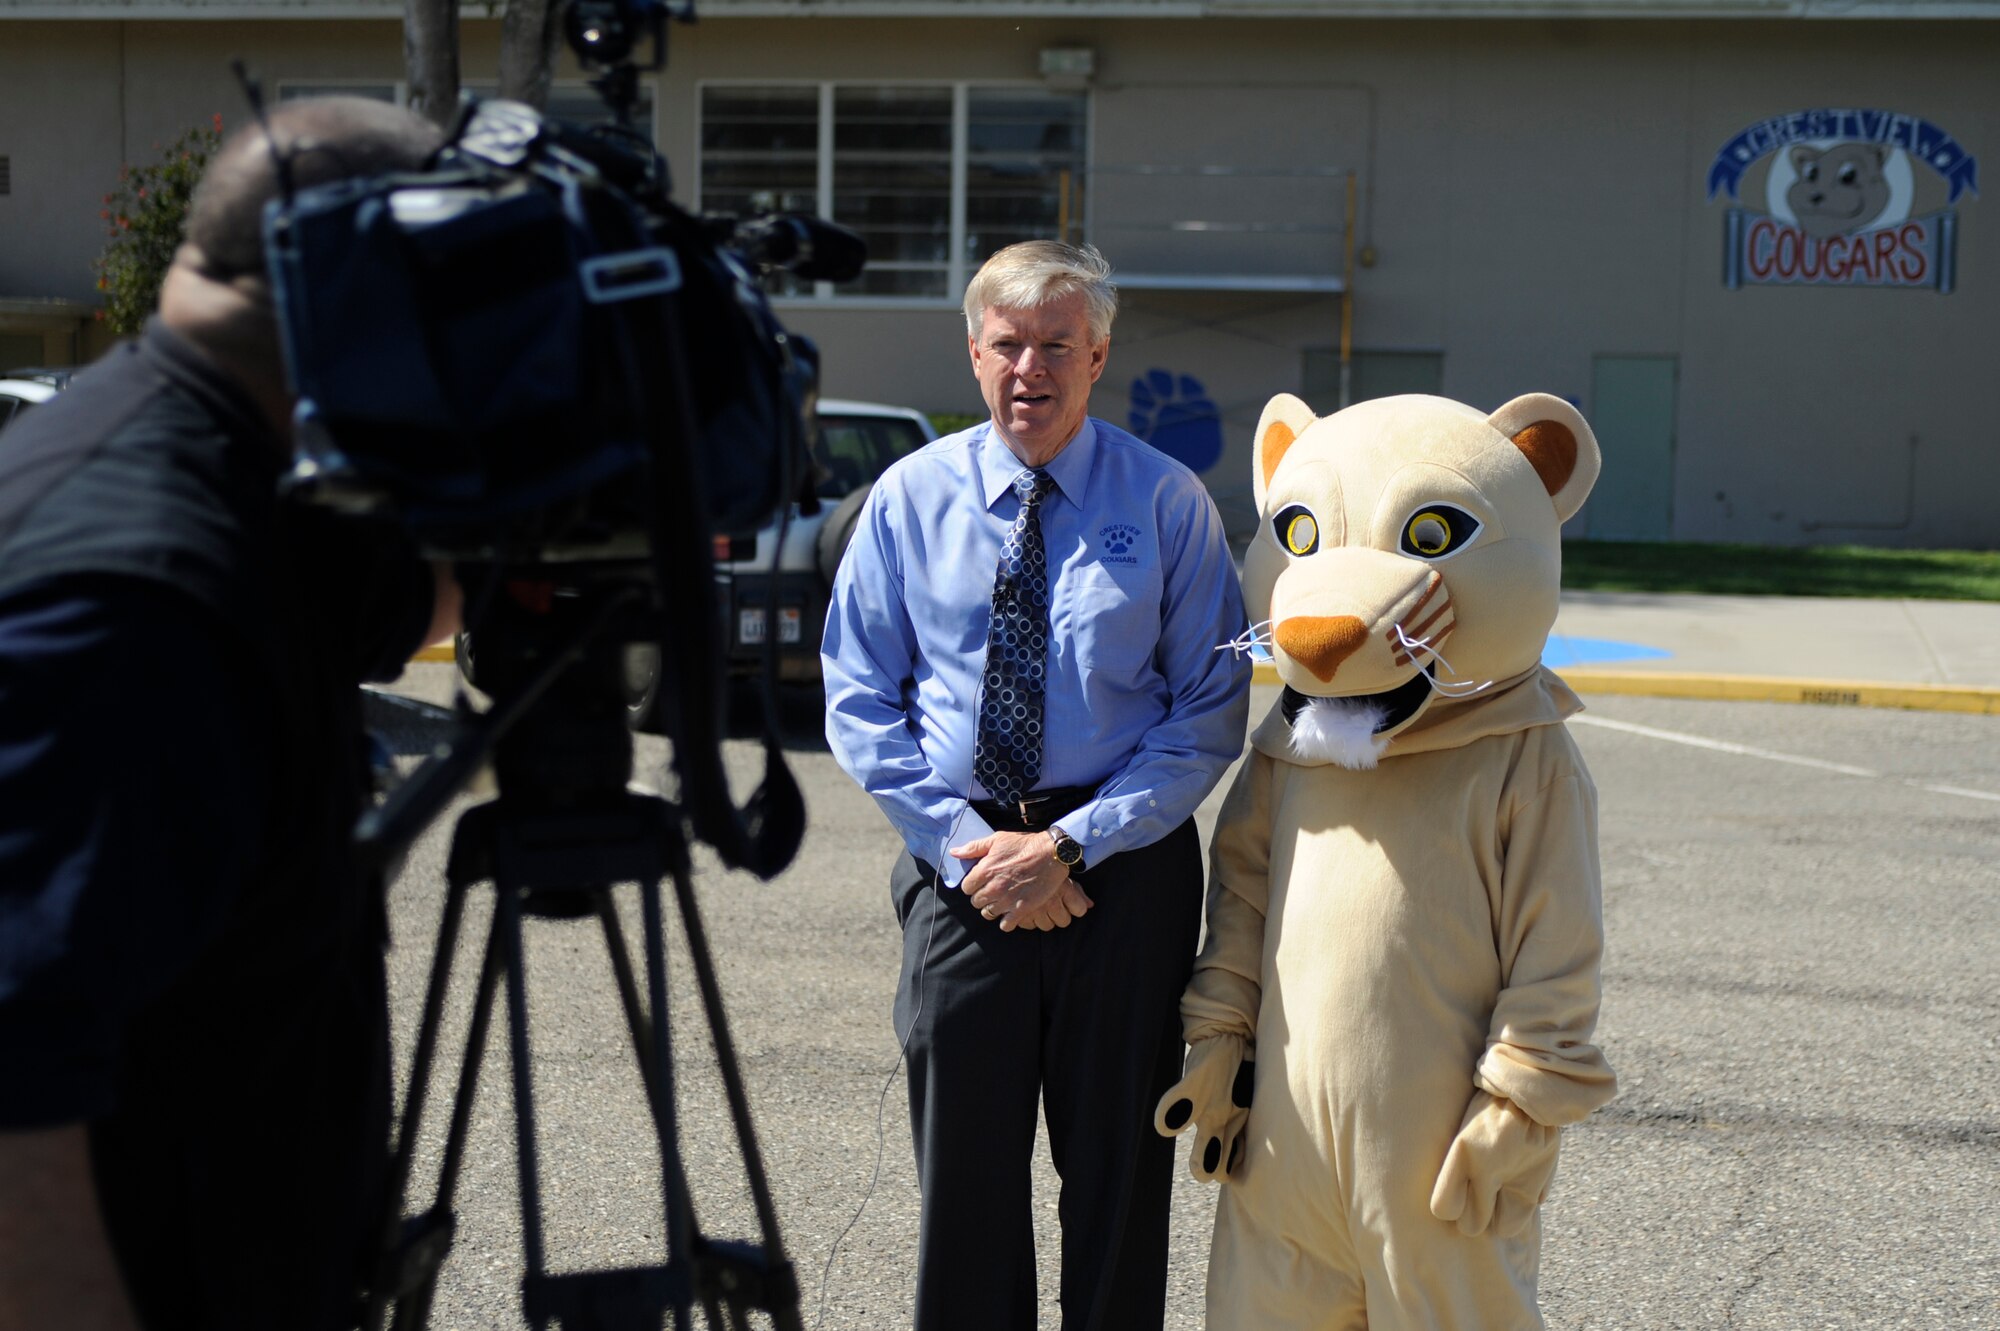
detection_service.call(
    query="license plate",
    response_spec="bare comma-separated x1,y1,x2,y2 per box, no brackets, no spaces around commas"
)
739,606,802,645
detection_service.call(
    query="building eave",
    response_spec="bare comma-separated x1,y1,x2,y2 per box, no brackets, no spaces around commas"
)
2,0,1994,16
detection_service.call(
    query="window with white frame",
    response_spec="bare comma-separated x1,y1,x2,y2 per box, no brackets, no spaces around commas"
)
520,86,656,136
700,83,1087,301
273,83,655,139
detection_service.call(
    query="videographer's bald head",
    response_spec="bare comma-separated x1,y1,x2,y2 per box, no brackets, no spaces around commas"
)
162,96,441,427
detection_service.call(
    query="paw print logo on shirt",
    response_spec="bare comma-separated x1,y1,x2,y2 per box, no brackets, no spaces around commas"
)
1100,523,1142,563
1129,369,1224,474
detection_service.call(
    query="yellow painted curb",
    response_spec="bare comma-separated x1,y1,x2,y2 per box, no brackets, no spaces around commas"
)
1247,663,2000,716
407,647,2000,716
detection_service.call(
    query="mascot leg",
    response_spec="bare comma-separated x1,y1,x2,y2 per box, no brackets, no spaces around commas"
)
1352,1203,1546,1331
1205,1164,1366,1331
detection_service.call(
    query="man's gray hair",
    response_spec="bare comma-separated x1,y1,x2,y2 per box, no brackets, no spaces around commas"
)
963,240,1118,344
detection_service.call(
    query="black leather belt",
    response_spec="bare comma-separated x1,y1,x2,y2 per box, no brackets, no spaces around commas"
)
969,784,1097,831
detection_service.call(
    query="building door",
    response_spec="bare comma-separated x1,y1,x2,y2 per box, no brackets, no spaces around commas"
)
1586,355,1677,541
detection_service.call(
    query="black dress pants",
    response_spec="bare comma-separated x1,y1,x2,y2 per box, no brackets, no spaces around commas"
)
890,819,1204,1331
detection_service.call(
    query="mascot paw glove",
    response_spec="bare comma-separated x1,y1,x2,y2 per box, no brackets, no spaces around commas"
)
1430,1091,1560,1238
1153,1035,1254,1182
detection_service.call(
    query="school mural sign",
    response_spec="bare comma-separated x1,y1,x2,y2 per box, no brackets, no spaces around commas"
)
1707,108,1979,293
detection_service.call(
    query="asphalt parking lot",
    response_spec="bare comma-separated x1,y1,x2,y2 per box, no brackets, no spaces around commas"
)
368,670,2000,1330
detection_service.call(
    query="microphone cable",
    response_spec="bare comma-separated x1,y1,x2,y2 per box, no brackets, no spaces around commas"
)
811,880,942,1330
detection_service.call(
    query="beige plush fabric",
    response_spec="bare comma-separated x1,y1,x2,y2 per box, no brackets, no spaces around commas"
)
1187,673,1613,1329
1160,392,1616,1331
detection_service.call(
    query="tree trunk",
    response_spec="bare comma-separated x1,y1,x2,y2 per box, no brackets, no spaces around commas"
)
498,0,563,112
404,0,461,129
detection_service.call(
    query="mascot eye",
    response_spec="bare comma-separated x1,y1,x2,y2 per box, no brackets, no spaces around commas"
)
1399,505,1482,560
1273,505,1320,556
1838,163,1857,185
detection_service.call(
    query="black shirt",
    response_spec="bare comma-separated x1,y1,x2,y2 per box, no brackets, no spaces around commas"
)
0,323,432,1329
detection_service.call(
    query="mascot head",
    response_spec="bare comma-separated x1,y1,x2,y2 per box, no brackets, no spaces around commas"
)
1242,392,1599,769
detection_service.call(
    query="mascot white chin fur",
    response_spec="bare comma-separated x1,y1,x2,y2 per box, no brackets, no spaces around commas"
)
1156,392,1619,1331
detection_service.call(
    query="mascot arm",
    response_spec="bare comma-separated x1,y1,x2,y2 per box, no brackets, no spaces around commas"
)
1474,772,1618,1129
1182,751,1273,1042
1430,1090,1561,1238
1154,753,1273,1181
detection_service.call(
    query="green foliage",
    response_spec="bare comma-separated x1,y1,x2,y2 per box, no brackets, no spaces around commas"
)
93,115,224,335
1561,540,2000,602
927,412,985,436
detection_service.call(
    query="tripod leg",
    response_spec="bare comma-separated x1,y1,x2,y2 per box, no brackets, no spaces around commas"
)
667,860,806,1331
367,875,470,1331
594,894,663,1111
498,882,555,1325
596,894,706,1272
638,874,701,1331
392,882,513,1331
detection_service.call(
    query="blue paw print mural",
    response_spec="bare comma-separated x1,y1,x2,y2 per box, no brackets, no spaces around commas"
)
1129,369,1224,474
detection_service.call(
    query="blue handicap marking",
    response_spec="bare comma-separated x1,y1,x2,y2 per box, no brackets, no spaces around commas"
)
1129,369,1225,474
1251,638,1661,668
1542,636,1673,668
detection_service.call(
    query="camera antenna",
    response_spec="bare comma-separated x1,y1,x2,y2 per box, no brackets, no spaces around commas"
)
230,58,298,205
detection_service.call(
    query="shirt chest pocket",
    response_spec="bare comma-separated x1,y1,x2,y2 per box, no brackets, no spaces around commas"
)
1058,563,1162,674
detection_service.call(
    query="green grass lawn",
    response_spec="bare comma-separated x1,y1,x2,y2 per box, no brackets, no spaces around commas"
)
1561,541,2000,601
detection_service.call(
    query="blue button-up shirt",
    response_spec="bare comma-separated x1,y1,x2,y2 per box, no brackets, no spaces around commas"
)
822,417,1251,886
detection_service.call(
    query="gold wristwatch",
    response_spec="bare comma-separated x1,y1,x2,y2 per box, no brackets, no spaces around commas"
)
1049,827,1085,872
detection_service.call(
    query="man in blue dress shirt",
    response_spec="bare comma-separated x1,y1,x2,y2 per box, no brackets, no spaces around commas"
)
822,241,1251,1331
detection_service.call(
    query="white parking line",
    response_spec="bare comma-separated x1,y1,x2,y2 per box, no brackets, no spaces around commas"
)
1570,714,2000,805
1916,782,2000,804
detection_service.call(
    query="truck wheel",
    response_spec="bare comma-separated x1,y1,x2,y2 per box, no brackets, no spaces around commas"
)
815,485,873,587
624,642,675,735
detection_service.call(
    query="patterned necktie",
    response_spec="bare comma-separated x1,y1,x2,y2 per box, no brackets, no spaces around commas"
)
973,468,1057,806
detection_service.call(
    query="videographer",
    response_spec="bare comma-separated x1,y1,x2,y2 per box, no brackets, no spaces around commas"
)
0,98,457,1330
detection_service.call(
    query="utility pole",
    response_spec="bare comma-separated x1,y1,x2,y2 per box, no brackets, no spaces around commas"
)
404,0,460,128
498,0,563,111
407,0,563,124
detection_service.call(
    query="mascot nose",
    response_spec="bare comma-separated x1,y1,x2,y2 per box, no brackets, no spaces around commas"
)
1274,615,1369,682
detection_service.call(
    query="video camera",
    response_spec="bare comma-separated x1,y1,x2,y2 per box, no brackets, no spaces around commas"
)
258,0,864,879
245,4,865,1326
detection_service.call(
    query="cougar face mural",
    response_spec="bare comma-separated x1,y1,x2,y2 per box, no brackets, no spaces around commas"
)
1786,142,1893,239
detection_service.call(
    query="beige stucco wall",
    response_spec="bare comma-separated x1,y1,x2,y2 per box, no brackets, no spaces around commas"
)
702,16,1998,547
0,13,1992,544
0,18,500,311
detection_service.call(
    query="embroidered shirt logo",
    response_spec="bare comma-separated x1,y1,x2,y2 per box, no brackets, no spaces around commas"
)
1099,523,1142,564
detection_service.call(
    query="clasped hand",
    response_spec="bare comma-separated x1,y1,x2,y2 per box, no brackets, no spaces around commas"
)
949,829,1094,931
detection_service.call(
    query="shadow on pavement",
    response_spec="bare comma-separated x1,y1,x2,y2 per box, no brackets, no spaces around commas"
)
362,689,459,759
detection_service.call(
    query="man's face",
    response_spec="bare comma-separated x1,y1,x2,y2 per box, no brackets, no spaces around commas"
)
968,292,1108,465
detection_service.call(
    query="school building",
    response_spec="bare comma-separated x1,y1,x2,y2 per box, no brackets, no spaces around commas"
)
1,0,1994,546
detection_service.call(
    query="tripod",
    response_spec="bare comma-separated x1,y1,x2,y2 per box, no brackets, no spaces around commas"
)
362,591,803,1331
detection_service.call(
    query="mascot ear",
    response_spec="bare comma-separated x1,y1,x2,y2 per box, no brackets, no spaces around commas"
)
1487,393,1601,524
1253,393,1318,511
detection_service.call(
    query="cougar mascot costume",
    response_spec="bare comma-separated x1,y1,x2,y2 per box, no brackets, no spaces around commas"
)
1156,392,1617,1331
